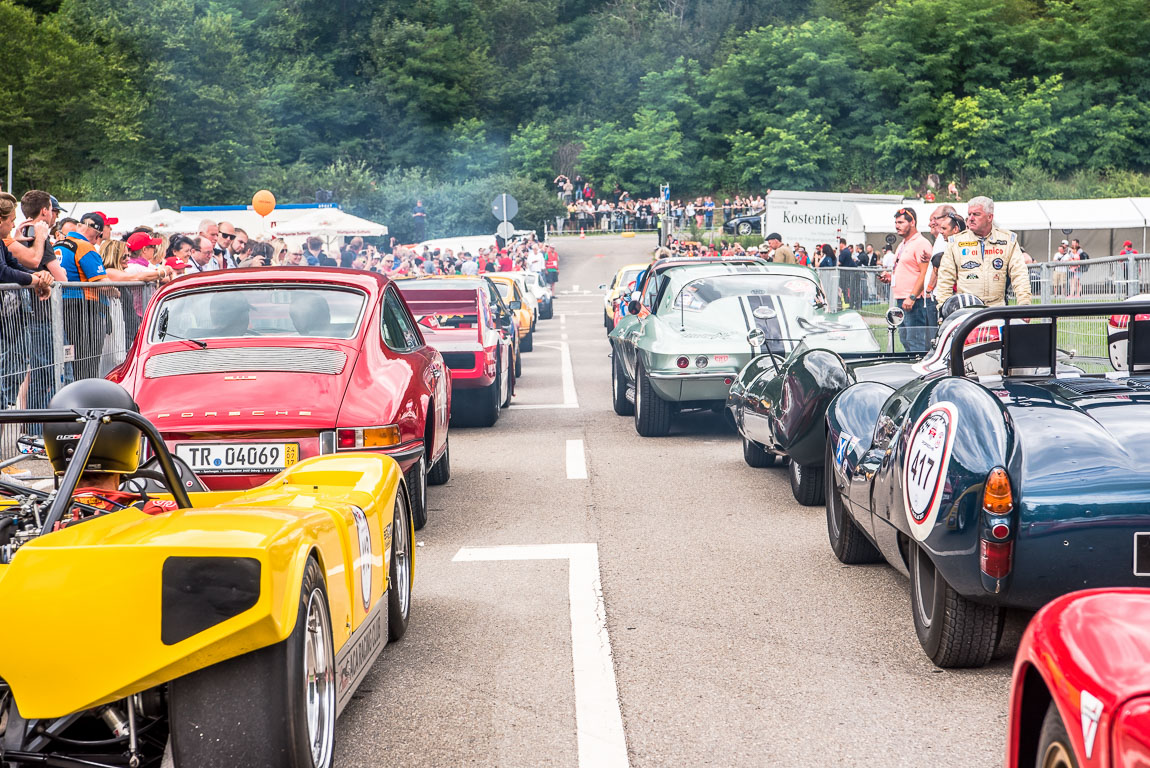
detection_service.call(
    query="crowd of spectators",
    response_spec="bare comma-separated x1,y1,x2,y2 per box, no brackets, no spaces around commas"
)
0,187,558,449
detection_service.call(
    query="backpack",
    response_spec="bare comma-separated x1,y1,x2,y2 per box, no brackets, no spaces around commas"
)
1077,250,1089,273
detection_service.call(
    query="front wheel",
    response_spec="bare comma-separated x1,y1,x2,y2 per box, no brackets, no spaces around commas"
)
405,452,428,531
737,222,754,236
909,542,1003,668
169,557,335,768
824,439,881,563
514,345,523,378
788,457,824,506
521,330,534,352
1036,702,1079,768
742,434,776,468
428,436,450,485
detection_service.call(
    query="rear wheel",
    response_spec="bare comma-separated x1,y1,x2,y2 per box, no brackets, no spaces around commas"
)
170,557,334,768
405,452,428,531
909,542,1003,667
541,301,553,320
633,361,672,437
611,351,633,416
741,434,776,468
521,330,534,352
824,439,881,563
788,457,824,506
428,436,450,485
514,345,523,378
388,490,413,641
737,221,754,236
1036,702,1078,768
604,309,614,332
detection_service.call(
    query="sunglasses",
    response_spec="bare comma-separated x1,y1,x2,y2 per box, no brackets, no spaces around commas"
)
219,233,236,240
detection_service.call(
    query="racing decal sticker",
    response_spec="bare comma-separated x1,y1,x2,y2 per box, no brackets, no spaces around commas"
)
903,402,959,541
961,260,980,269
957,240,977,247
351,505,372,611
992,258,1004,269
1081,690,1103,759
835,432,858,465
984,248,1004,255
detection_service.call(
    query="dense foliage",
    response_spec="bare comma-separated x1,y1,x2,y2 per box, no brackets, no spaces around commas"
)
4,0,1150,240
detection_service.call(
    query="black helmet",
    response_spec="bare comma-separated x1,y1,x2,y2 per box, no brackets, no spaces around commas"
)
939,293,986,322
43,379,142,475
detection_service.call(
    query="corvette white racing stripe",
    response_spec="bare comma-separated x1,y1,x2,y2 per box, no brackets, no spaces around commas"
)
566,439,588,479
454,544,630,768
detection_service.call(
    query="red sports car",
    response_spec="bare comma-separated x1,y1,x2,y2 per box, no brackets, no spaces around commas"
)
397,277,514,426
107,268,451,528
1006,588,1150,767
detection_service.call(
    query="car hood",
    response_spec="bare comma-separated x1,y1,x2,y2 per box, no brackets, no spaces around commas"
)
130,340,359,431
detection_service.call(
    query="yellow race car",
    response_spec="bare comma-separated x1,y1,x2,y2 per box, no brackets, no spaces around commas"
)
599,262,647,333
0,403,414,768
485,273,536,352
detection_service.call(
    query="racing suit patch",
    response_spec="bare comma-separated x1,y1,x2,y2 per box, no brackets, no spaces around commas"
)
992,258,1004,269
961,261,980,269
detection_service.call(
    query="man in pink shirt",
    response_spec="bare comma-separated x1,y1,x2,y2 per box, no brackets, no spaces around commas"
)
889,206,932,351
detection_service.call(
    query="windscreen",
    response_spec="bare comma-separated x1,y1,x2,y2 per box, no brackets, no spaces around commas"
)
153,286,366,341
492,281,513,300
664,274,820,326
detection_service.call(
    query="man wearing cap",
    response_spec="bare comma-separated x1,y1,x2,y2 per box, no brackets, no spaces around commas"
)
1120,240,1139,256
1051,241,1071,297
936,196,1031,308
765,233,796,264
56,213,111,381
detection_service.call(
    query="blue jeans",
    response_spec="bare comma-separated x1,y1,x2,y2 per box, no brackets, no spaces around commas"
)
898,298,930,352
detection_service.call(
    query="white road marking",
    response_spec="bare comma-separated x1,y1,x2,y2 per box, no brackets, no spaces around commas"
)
573,284,580,291
566,439,587,479
510,341,578,410
560,314,567,328
562,333,569,340
453,544,629,768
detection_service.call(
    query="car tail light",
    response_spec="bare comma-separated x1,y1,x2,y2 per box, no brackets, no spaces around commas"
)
1114,697,1150,766
336,425,401,450
676,356,689,369
695,356,708,368
980,467,1014,579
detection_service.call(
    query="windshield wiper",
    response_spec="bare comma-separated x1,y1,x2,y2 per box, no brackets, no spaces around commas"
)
158,307,208,349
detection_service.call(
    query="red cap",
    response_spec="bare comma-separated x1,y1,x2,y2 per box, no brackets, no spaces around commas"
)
165,256,189,271
92,210,119,226
1124,240,1134,248
127,232,162,251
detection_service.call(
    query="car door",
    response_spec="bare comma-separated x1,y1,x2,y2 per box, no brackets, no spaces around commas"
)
383,287,447,459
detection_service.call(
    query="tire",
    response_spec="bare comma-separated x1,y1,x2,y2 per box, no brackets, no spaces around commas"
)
824,439,882,564
742,434,776,468
169,557,335,768
633,361,672,437
521,330,534,352
514,346,522,378
788,456,824,506
471,372,500,427
611,351,633,416
737,222,753,236
541,301,553,320
1036,702,1079,768
405,452,428,531
388,489,413,642
427,436,450,485
909,542,1004,668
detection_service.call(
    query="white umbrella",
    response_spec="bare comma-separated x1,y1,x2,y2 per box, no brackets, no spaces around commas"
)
132,208,203,235
271,208,388,238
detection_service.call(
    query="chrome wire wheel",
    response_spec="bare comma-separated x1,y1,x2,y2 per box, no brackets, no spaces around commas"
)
912,546,936,630
393,496,412,618
304,588,335,768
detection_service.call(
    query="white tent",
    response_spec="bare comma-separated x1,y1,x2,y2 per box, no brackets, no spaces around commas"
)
179,205,343,239
59,200,160,234
271,208,388,238
419,235,500,255
130,208,202,235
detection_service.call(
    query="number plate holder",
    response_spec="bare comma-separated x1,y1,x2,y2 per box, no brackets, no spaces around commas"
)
175,442,299,475
1135,533,1150,577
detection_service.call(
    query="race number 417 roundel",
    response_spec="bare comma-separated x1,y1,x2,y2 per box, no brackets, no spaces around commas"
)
903,402,959,541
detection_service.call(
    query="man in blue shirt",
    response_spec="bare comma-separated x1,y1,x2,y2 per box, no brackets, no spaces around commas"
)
57,213,109,381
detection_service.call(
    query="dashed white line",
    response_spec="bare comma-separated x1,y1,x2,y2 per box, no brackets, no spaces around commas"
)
560,314,567,328
562,333,569,340
453,544,629,768
566,439,587,479
572,283,580,291
510,340,578,410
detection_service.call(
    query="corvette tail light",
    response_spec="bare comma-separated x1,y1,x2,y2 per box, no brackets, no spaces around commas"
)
676,356,689,369
336,425,401,450
695,356,708,368
980,467,1014,579
1113,697,1150,766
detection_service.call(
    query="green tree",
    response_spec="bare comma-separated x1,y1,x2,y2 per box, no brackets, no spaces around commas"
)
509,123,556,184
728,111,840,190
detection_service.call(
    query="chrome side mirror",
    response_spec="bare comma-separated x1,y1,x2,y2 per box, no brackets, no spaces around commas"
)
886,307,906,327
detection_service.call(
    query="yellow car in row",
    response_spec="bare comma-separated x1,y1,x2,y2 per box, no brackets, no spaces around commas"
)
600,262,648,332
486,273,537,352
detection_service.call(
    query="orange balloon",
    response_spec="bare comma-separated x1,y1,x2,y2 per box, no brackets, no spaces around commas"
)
252,189,276,217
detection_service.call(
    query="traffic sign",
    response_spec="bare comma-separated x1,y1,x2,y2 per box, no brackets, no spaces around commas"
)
496,221,515,239
492,193,518,221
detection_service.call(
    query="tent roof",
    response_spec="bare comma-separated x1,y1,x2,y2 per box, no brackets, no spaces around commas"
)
270,208,388,238
59,200,160,234
853,202,958,234
990,200,1050,231
418,235,501,254
179,204,347,238
1037,198,1147,230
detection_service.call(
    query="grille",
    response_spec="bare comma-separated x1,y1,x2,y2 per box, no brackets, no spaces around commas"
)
442,352,478,370
1055,378,1142,396
145,347,347,378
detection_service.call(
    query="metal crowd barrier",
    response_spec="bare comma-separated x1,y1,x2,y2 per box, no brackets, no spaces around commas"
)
0,282,156,466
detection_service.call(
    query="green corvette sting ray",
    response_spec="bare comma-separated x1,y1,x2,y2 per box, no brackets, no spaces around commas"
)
608,262,878,436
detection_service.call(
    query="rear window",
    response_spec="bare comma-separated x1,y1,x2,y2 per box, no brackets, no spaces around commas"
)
403,289,482,331
152,286,367,341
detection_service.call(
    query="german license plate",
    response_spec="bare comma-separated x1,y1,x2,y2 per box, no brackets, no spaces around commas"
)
1136,533,1150,576
175,442,299,475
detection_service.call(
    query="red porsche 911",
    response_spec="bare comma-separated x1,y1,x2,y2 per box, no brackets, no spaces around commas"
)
107,268,450,528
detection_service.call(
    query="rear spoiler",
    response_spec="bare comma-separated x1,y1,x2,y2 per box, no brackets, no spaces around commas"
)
947,301,1150,377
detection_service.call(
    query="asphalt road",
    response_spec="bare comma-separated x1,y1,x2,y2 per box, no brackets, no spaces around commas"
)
336,234,1018,767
